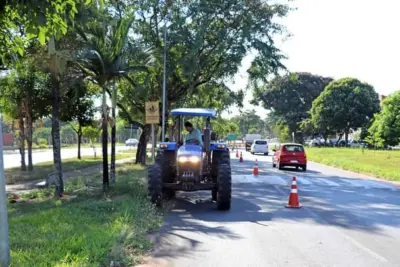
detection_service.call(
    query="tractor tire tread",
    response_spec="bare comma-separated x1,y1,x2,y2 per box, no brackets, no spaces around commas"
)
217,163,232,210
148,163,163,207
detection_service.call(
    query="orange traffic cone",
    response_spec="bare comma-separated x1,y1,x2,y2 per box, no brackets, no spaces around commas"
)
239,152,243,162
253,159,259,175
236,149,239,158
286,177,302,208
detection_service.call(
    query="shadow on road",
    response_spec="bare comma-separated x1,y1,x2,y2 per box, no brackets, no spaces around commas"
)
150,174,400,262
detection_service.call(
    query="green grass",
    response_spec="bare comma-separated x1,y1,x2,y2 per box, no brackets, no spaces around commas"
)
8,163,163,267
306,147,400,182
62,143,126,149
120,148,138,154
5,153,135,184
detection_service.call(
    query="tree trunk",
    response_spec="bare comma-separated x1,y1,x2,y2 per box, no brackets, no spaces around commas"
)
102,88,109,192
344,128,350,146
26,115,33,171
18,117,26,171
110,87,117,184
11,120,15,146
50,70,64,196
136,125,151,165
77,125,82,160
322,133,328,146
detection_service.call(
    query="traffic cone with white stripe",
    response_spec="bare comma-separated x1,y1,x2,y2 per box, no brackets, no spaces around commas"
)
253,159,259,175
286,176,302,208
239,152,243,162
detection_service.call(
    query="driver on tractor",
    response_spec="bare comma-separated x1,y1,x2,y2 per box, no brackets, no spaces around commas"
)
184,121,203,146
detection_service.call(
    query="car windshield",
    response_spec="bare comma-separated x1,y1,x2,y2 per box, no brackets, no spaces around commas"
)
283,145,304,152
255,140,267,145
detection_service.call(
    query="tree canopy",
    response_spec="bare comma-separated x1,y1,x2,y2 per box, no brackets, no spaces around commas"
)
367,90,400,146
252,72,333,135
118,0,291,125
310,77,380,142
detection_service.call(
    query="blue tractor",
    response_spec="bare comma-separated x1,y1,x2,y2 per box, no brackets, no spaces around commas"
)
148,108,232,210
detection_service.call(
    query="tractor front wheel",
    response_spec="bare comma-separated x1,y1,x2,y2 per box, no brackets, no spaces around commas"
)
217,163,232,210
148,163,163,207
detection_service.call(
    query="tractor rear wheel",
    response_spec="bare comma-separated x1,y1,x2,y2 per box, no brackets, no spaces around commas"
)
148,163,163,207
217,163,232,210
211,150,230,180
155,151,176,200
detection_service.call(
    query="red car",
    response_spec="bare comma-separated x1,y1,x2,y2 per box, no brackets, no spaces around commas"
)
272,143,307,171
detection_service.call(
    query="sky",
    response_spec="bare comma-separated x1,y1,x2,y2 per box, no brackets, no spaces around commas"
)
222,0,400,119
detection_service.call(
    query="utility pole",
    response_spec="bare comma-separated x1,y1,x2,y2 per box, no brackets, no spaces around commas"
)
0,113,10,267
161,1,171,142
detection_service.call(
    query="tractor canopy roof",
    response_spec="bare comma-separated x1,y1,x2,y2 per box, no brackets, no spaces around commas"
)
170,108,217,117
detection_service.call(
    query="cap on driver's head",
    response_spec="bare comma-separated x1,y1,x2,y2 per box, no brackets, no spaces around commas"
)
184,121,193,128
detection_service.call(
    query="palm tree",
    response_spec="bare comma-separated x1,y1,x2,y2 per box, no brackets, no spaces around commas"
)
75,11,151,190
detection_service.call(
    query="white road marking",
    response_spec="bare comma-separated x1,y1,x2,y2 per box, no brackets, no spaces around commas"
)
267,175,287,185
232,175,287,185
274,185,389,263
297,177,312,185
340,179,367,188
314,178,341,187
357,180,395,190
233,173,398,191
244,175,259,183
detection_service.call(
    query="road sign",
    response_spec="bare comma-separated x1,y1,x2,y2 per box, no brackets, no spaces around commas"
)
145,101,160,124
227,133,237,141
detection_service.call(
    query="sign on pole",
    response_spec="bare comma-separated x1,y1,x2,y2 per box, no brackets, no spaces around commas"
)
227,133,237,141
145,101,160,124
146,101,159,162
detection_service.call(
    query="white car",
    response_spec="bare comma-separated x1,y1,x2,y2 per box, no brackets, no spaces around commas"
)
125,138,139,147
250,139,269,155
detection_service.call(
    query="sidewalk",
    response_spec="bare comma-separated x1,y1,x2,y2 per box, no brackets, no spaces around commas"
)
6,157,135,194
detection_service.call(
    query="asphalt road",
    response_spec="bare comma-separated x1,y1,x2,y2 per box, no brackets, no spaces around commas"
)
3,146,128,169
143,149,400,267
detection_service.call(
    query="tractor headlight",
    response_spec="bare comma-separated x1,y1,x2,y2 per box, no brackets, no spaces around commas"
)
178,156,200,164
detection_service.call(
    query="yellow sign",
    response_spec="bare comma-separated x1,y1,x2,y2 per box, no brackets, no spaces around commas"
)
145,101,160,124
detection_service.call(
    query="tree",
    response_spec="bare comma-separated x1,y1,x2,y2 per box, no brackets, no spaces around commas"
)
367,90,400,146
60,76,96,159
0,61,49,170
75,6,149,188
0,0,96,62
0,2,95,265
230,110,265,138
310,78,380,143
0,72,28,170
273,120,291,142
117,0,291,164
252,72,333,142
82,125,101,157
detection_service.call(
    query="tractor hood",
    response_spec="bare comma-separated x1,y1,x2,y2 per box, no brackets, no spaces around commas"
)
177,144,203,158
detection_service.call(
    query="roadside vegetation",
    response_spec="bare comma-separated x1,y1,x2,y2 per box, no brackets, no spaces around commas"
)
5,153,134,184
306,147,400,182
8,163,162,267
